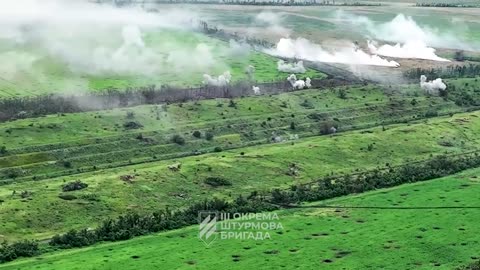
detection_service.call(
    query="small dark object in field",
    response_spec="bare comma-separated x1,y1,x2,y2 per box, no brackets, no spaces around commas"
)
62,180,88,192
204,177,231,187
171,134,185,145
131,255,140,259
58,194,77,201
263,250,279,255
123,121,143,130
323,259,333,263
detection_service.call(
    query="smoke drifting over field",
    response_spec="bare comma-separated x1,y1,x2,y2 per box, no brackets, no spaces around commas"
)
266,38,400,67
338,12,475,51
368,40,450,62
203,71,232,86
277,60,306,73
0,0,206,80
253,11,291,37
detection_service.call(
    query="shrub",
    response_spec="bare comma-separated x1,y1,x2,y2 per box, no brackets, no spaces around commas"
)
123,121,143,130
213,146,223,152
0,240,39,263
205,131,214,141
171,134,186,145
204,177,232,187
192,130,202,138
319,120,338,135
0,146,6,155
126,111,135,119
62,180,88,192
62,160,72,168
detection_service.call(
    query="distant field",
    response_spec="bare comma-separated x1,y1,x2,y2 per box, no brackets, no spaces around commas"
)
0,29,323,98
2,167,480,269
198,4,480,45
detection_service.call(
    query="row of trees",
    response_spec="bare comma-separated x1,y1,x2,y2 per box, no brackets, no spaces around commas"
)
155,0,380,6
0,79,346,123
404,64,480,80
2,152,480,262
416,3,479,8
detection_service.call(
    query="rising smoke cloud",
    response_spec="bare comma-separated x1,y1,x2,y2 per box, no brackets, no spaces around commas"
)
420,75,446,95
277,60,306,73
338,12,475,51
287,74,311,90
252,86,261,95
368,40,450,62
266,38,399,67
0,0,202,80
203,71,232,86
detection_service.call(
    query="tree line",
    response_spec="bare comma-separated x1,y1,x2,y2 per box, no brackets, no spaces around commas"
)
3,152,480,263
403,64,480,80
0,78,350,123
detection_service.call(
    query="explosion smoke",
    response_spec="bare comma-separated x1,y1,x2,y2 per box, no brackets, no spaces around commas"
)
368,40,450,62
203,71,232,87
420,75,446,95
287,74,311,90
267,38,400,67
277,60,306,73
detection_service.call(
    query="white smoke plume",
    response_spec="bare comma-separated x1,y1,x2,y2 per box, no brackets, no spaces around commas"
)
253,11,291,37
338,12,475,51
420,75,446,95
246,65,255,80
277,60,307,73
287,74,311,90
228,39,252,57
368,40,450,62
0,0,201,78
252,86,261,95
203,71,232,87
266,38,399,67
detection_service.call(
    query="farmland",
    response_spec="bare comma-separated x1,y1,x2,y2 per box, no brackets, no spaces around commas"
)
1,0,480,269
1,82,480,240
2,168,480,270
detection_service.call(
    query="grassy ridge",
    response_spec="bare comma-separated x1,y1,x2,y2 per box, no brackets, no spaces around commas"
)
2,168,480,269
1,110,480,241
2,78,477,182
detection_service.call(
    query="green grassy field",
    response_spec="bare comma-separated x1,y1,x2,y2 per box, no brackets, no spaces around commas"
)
1,76,479,183
2,167,480,270
0,77,479,241
1,107,480,241
0,29,323,98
